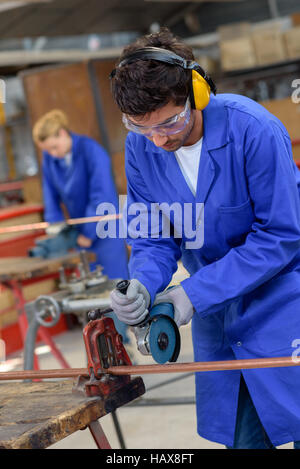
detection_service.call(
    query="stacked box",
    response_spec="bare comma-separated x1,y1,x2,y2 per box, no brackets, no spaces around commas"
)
219,22,257,71
252,25,287,65
260,97,300,160
284,26,300,59
220,37,257,71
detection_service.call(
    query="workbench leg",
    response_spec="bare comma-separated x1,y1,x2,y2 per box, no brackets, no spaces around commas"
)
10,280,70,370
10,280,40,370
19,312,40,371
88,420,112,449
38,327,71,369
111,410,126,449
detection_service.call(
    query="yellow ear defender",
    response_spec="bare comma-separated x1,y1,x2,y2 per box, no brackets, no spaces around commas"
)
110,46,217,111
191,69,212,111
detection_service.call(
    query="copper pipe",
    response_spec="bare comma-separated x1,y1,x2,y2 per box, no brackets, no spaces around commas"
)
0,356,299,381
107,356,300,375
0,368,88,381
0,213,122,235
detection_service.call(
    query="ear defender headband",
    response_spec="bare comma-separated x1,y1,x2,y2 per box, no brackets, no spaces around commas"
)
110,46,217,111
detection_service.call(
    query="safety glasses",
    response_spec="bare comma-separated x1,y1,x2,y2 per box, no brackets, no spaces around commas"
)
122,98,191,137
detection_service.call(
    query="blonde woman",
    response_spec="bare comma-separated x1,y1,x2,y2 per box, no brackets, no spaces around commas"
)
33,109,129,340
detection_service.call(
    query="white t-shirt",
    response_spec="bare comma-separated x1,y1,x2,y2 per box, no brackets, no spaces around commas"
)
64,152,72,167
174,137,203,196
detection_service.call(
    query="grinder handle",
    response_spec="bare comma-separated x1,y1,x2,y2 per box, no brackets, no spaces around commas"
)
115,279,150,326
115,281,175,326
116,279,131,295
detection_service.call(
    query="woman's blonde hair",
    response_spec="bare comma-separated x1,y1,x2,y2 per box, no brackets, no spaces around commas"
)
32,109,69,143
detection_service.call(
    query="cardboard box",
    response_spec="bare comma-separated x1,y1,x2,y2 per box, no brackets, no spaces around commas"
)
220,36,257,71
22,175,43,204
252,26,287,65
260,97,300,160
284,26,300,59
195,55,218,74
218,22,251,41
291,12,300,26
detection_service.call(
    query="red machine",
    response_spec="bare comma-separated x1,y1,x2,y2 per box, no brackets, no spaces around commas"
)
73,309,141,400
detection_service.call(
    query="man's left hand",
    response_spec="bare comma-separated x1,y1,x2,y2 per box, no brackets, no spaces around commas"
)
153,285,194,328
77,234,92,248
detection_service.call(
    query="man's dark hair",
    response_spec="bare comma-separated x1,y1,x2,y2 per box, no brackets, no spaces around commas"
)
111,28,194,117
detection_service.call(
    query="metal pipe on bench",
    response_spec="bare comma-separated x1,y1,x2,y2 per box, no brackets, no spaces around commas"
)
1,355,300,381
61,298,111,313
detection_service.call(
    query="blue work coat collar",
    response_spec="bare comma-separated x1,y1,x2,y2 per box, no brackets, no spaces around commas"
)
69,131,81,153
144,94,229,204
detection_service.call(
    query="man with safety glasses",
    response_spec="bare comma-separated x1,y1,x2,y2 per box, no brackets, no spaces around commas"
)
122,96,192,149
110,28,300,449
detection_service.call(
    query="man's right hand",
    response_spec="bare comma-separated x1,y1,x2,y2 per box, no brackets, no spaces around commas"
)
110,279,150,325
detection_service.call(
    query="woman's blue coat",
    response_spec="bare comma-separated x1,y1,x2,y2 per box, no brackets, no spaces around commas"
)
124,93,300,447
42,132,128,279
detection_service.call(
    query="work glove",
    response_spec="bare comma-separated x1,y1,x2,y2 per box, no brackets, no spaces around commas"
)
153,285,194,328
110,279,150,326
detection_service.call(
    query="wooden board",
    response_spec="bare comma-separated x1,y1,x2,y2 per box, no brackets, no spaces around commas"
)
260,97,300,159
92,60,129,196
22,176,43,205
0,204,43,242
0,378,145,449
0,252,95,281
21,62,102,169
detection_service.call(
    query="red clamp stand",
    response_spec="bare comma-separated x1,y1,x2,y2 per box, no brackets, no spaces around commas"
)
73,309,145,400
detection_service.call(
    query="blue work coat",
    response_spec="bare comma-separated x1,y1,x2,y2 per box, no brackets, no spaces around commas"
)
42,132,128,279
124,93,300,447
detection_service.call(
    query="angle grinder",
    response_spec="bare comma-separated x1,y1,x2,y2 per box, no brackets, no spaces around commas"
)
115,280,181,364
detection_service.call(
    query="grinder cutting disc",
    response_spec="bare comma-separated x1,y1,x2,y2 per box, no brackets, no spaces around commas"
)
148,315,181,364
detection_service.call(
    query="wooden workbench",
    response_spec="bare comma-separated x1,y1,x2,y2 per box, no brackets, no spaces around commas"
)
0,377,145,449
0,252,95,281
0,252,96,358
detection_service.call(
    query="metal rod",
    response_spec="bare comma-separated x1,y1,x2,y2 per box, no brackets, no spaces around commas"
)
62,298,111,313
0,356,300,381
0,213,122,234
0,368,88,380
268,0,280,18
111,411,126,449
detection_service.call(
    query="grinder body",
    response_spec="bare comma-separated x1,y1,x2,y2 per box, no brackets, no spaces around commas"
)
116,280,180,364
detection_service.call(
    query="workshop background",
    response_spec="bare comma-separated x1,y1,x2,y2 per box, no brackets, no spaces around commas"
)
0,0,299,449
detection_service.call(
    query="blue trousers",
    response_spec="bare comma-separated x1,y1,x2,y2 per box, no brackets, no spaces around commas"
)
227,376,300,449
